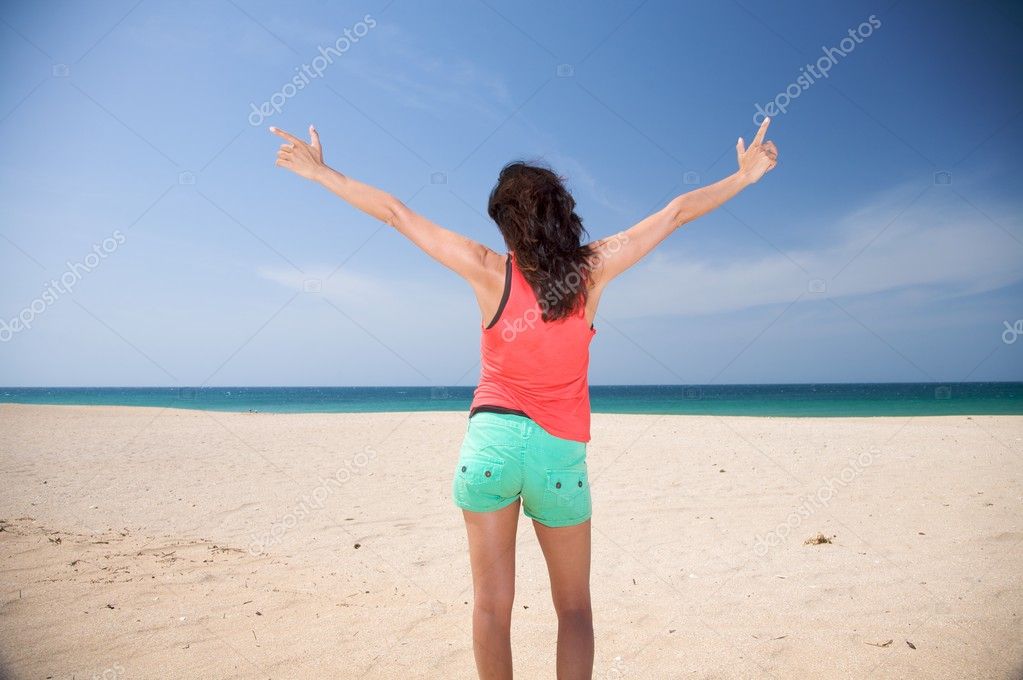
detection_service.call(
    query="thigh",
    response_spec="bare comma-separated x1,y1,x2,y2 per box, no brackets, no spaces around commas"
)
532,518,591,611
462,499,521,602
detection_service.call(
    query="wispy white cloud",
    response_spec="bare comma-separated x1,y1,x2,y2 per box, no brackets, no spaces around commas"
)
121,1,286,60
543,150,645,218
334,24,512,120
602,184,1023,318
257,185,1023,331
257,264,474,328
299,21,637,221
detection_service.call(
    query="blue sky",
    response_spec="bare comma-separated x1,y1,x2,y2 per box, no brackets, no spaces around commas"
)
1,0,1021,387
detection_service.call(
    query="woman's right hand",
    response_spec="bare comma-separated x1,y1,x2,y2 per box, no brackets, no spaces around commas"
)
736,117,779,184
271,125,329,182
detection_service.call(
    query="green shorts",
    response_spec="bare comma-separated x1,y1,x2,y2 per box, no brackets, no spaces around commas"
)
452,411,591,528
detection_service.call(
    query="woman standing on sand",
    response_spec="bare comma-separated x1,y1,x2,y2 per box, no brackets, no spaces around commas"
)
271,118,777,679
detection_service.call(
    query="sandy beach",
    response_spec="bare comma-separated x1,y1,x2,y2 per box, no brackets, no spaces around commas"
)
0,404,1020,679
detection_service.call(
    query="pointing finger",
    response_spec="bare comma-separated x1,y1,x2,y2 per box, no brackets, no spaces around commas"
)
736,136,745,166
752,117,770,146
270,126,303,146
308,124,320,150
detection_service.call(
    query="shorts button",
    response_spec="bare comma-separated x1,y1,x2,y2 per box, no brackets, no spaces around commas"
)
578,480,583,487
555,481,562,489
461,465,466,472
484,470,492,477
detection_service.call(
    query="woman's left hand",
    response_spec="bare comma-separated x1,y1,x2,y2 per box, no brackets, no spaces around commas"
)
271,125,327,181
736,117,778,184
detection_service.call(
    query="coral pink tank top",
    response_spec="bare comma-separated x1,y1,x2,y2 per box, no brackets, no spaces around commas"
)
469,252,596,442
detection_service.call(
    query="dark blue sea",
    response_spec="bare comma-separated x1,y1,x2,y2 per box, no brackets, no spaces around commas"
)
1,384,1021,416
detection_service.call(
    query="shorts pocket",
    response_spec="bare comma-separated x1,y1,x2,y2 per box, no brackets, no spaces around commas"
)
458,457,505,488
540,466,590,523
453,455,507,510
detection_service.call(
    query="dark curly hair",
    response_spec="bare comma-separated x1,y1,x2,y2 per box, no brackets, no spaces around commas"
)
487,161,593,322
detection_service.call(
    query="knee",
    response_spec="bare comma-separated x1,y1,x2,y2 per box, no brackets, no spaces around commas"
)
474,587,515,621
555,603,592,629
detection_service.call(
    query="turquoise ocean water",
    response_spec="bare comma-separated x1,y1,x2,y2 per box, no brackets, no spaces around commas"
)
1,384,1021,417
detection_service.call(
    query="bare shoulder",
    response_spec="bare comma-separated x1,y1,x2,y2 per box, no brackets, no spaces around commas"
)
472,245,509,293
469,245,510,322
584,231,630,290
481,245,508,270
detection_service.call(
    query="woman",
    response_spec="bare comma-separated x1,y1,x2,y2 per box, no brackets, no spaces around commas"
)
271,118,778,679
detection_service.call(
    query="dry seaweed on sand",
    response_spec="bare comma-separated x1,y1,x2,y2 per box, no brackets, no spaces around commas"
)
804,532,834,545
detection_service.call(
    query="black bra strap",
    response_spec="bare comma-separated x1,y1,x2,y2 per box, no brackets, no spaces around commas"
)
484,254,513,330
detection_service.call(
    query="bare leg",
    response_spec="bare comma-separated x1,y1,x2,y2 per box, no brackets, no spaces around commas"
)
462,500,520,680
532,519,593,679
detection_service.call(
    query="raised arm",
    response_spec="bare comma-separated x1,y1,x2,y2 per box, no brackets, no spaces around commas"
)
270,125,502,287
588,117,778,288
